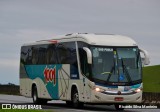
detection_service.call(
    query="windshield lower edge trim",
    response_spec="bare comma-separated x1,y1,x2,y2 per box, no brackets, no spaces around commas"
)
92,78,142,86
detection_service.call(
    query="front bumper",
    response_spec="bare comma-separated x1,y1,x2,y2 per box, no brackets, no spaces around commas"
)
90,90,142,104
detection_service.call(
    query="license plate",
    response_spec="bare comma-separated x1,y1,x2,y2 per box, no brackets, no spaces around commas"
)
114,97,123,101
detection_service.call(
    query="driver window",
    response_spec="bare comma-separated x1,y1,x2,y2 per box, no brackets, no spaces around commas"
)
78,42,90,78
79,48,89,77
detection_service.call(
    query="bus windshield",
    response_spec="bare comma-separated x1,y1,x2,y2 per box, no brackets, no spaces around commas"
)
91,46,142,85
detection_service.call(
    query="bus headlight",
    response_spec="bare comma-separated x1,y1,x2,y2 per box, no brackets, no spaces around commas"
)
135,88,142,93
94,87,105,92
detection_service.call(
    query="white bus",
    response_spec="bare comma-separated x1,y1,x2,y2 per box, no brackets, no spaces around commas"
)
20,33,150,110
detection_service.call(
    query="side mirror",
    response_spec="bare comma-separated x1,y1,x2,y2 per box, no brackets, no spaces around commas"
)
139,49,150,65
83,47,92,64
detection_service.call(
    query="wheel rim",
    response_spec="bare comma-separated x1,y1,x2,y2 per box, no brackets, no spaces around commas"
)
73,92,79,104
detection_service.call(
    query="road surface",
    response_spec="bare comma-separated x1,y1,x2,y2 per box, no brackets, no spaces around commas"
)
0,94,159,112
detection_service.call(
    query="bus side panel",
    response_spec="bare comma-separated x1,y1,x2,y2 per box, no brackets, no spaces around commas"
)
58,64,70,100
24,64,62,100
20,59,48,98
20,78,26,96
20,48,31,97
30,77,51,99
21,63,73,100
57,64,85,102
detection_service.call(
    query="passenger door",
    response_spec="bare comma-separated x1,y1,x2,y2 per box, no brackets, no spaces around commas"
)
78,47,91,102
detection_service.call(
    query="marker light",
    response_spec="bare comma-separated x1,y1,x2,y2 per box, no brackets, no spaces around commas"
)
49,40,58,43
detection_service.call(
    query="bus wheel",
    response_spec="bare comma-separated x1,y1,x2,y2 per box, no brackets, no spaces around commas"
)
32,86,40,104
32,86,48,104
72,89,84,108
114,104,124,111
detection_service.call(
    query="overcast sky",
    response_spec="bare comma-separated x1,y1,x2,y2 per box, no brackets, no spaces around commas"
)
0,0,160,84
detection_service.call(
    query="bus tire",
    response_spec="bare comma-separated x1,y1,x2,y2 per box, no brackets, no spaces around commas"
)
32,86,41,104
32,86,48,104
71,88,84,108
114,104,124,111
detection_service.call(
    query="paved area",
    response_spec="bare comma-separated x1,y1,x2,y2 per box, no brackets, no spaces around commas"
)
0,94,159,112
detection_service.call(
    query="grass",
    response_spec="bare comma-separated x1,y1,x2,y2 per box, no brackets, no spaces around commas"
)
143,65,160,92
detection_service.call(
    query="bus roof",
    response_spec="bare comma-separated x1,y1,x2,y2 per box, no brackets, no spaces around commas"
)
23,33,137,46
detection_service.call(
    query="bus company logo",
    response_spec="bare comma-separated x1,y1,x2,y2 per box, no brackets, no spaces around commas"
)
44,66,56,86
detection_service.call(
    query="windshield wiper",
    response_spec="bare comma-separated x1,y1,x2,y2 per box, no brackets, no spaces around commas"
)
136,51,140,69
106,66,114,82
106,53,116,83
121,58,132,83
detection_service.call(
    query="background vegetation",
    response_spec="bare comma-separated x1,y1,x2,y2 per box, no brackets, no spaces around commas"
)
143,65,160,92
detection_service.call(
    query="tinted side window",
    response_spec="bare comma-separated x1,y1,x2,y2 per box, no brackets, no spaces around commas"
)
21,44,58,65
57,42,77,64
37,46,47,64
32,46,39,64
57,44,69,64
46,44,57,64
21,46,32,65
57,42,79,79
